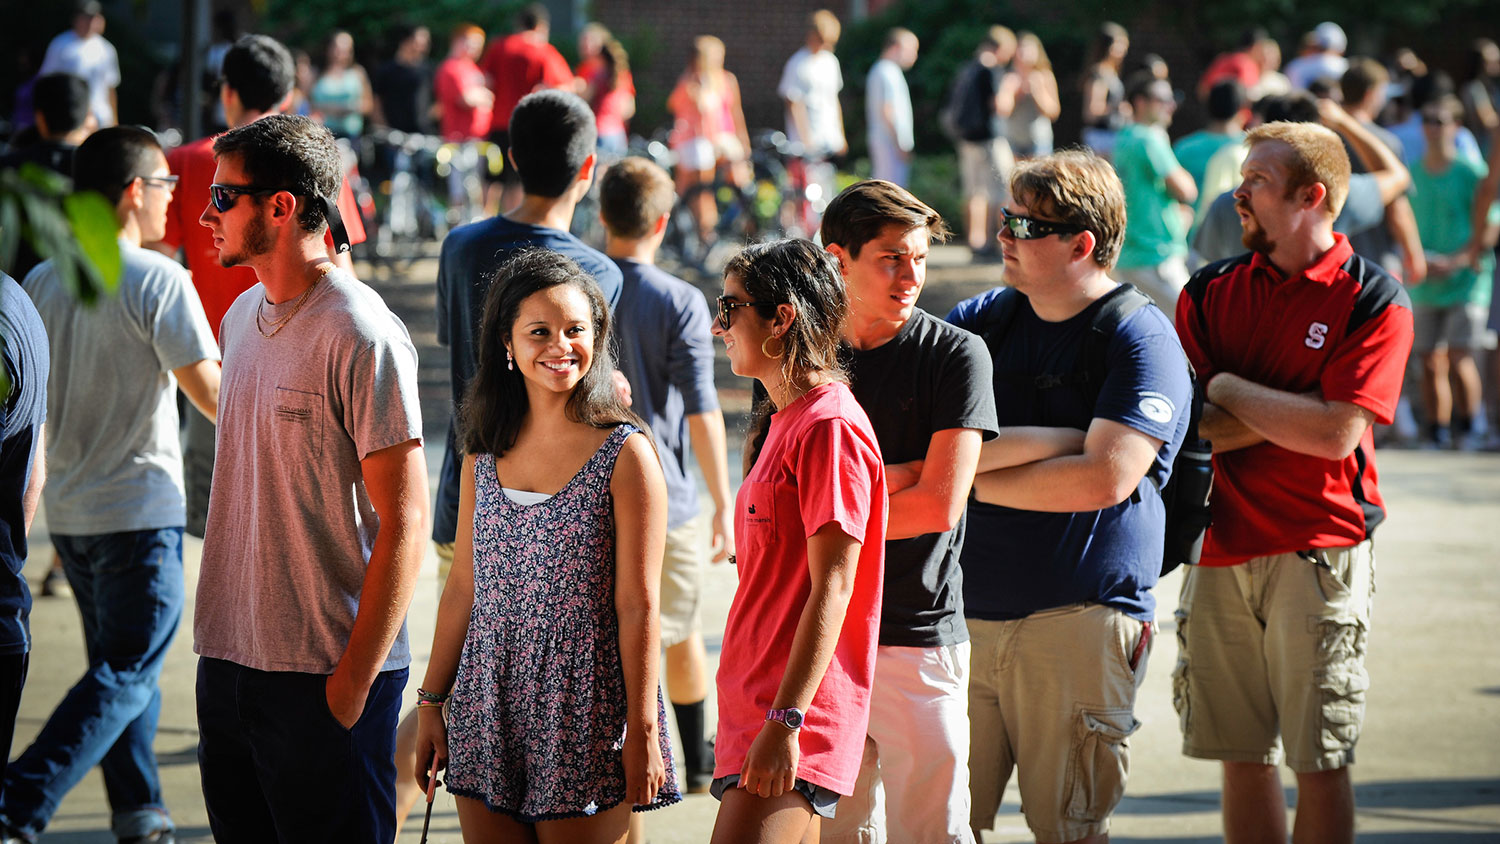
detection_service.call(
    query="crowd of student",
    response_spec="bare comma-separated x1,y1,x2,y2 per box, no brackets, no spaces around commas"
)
0,5,1497,844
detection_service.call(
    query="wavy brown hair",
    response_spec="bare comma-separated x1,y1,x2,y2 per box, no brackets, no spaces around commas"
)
461,248,646,457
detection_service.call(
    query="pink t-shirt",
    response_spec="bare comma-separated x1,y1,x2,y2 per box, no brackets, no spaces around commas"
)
714,383,886,795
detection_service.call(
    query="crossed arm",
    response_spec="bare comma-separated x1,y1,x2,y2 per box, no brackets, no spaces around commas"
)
1199,374,1374,460
971,419,1163,513
883,428,984,540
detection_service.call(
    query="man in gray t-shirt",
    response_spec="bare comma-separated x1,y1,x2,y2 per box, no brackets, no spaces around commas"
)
3,127,219,844
193,114,427,843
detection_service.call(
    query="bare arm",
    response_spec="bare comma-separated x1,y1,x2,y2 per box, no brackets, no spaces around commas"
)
972,418,1163,512
995,71,1020,119
974,426,1086,473
686,410,735,562
785,98,813,152
22,426,43,536
738,523,861,798
173,359,220,424
1463,118,1500,265
886,428,983,540
414,453,479,787
1198,402,1266,453
1207,372,1374,460
327,438,429,728
1319,98,1410,205
612,434,669,806
1166,166,1198,205
1383,195,1427,284
1031,70,1061,121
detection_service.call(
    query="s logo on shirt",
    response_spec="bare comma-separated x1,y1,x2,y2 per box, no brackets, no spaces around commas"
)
1305,322,1329,350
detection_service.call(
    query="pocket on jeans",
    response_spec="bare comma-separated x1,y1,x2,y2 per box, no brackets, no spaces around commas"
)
316,677,355,736
1064,708,1140,823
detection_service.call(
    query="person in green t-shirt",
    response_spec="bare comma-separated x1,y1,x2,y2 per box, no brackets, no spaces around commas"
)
1409,96,1500,449
1113,74,1197,318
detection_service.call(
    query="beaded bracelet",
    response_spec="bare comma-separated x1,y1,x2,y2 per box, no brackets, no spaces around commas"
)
415,699,444,710
416,687,450,704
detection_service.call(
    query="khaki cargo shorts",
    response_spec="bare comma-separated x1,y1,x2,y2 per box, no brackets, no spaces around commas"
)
1173,541,1375,772
659,515,705,648
969,604,1152,843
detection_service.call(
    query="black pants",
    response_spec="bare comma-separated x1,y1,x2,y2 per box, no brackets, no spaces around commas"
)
0,652,29,803
196,657,406,843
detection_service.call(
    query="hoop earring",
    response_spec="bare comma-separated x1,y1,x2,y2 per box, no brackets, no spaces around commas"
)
761,332,785,359
506,350,514,371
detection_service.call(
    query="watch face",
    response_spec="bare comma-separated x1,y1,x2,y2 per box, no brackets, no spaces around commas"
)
784,708,804,729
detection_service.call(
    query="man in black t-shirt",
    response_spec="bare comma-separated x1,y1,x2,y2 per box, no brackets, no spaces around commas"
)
371,24,433,134
948,27,1019,257
818,181,997,843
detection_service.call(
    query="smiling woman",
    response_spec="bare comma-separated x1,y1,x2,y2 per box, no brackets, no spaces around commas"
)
413,248,680,840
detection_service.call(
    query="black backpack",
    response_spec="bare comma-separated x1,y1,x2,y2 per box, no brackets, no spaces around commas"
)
978,283,1213,577
941,61,994,142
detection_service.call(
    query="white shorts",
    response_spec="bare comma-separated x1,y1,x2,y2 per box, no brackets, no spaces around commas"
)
822,642,975,844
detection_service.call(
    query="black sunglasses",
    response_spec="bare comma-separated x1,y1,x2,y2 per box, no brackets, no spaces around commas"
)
1000,209,1088,240
715,295,761,331
208,183,354,255
209,183,281,212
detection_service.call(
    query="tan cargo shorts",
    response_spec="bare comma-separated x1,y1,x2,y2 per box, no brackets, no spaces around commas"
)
659,515,705,648
969,604,1152,843
1173,541,1375,772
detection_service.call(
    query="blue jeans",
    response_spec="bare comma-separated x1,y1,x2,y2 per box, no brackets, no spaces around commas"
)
0,528,182,839
197,658,406,843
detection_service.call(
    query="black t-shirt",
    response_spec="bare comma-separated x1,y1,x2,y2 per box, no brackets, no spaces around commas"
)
951,60,1003,142
845,309,998,647
372,59,432,134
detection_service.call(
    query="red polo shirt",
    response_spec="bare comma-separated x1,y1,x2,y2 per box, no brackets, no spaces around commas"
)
1175,235,1414,566
160,135,367,340
481,32,573,133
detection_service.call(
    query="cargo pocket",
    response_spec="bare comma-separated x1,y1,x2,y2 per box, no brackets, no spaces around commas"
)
1064,708,1140,824
1317,621,1370,753
1171,609,1191,735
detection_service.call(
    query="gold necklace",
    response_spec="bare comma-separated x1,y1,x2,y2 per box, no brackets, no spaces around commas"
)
256,264,333,338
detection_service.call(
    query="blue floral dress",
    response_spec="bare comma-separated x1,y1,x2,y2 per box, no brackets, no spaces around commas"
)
445,424,680,820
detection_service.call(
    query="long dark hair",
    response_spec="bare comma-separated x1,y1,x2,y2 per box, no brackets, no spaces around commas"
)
461,248,644,456
726,239,848,470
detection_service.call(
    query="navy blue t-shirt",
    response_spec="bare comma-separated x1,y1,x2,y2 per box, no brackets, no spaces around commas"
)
0,274,49,654
611,259,719,530
433,216,623,543
946,286,1191,622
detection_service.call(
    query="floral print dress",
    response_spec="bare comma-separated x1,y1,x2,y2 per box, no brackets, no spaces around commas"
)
445,424,680,820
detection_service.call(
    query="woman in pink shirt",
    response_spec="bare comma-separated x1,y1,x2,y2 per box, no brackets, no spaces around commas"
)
668,36,752,244
708,240,887,842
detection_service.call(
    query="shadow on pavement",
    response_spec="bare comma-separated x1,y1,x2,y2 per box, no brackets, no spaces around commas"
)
1112,778,1500,816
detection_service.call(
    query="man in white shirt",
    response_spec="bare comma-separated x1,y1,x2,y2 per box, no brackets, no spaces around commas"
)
866,28,918,187
778,9,846,159
38,1,120,129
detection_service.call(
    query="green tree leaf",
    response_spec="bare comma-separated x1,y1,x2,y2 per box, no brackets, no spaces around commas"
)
63,192,123,296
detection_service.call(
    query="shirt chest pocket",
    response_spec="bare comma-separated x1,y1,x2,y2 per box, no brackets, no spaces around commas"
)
737,481,778,553
272,386,324,458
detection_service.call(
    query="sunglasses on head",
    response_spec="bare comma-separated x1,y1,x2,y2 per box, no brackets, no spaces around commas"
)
209,183,281,212
1000,209,1087,240
208,184,354,255
715,295,761,331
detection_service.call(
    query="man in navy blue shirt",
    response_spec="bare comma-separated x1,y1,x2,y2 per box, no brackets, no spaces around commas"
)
947,150,1191,844
0,273,48,803
599,157,733,799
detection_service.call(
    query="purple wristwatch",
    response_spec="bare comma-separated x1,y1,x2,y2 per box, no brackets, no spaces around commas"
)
765,707,805,730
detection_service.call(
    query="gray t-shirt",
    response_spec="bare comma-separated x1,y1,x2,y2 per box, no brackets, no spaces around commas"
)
23,240,217,534
196,269,422,674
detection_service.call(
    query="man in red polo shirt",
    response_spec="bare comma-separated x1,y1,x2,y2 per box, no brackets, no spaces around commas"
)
1173,119,1412,844
153,34,366,535
481,3,573,214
